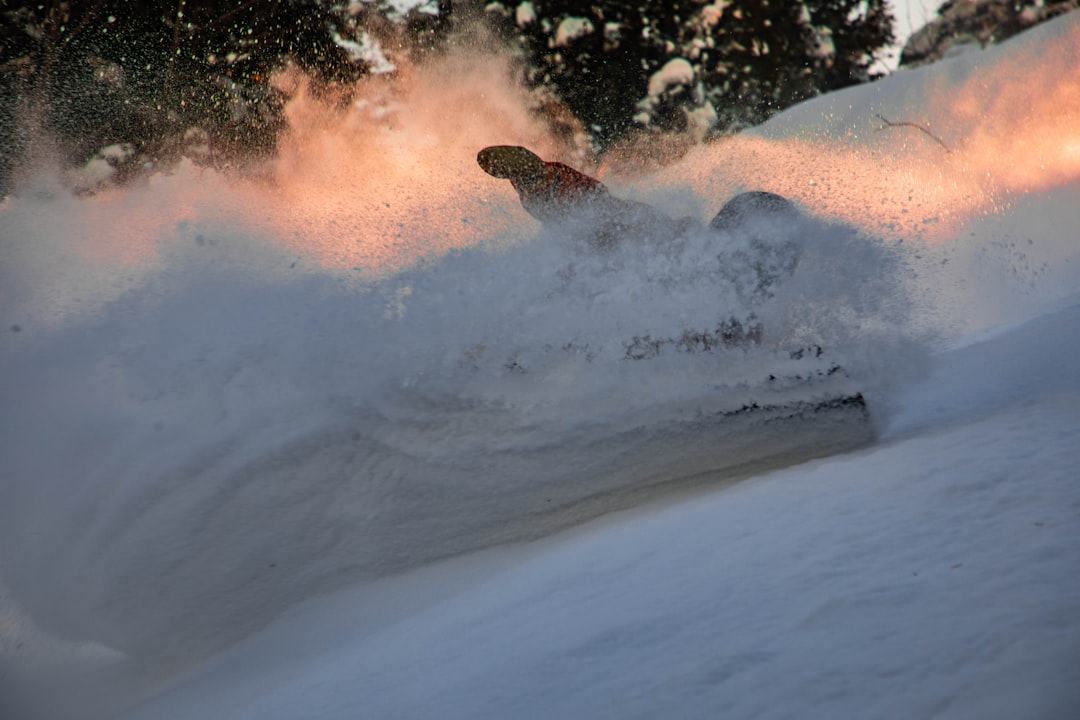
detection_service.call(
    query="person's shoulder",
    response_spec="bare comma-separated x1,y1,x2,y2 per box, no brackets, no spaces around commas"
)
547,162,607,196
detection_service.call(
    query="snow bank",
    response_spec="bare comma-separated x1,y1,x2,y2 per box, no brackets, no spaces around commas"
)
123,303,1080,720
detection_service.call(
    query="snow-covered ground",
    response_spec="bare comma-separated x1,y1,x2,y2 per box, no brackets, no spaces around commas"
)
2,12,1079,720
122,311,1080,720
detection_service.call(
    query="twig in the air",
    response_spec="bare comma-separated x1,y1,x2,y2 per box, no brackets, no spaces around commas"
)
874,114,951,153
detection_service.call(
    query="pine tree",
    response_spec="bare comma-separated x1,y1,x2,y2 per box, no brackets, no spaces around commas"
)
900,0,1078,66
1,1,897,193
0,0,449,192
487,0,894,149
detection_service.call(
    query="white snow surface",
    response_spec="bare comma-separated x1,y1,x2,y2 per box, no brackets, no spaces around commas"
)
113,303,1080,720
646,58,695,98
554,16,595,47
2,14,1080,720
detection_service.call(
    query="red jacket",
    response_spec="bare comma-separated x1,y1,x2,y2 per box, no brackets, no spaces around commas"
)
511,161,611,223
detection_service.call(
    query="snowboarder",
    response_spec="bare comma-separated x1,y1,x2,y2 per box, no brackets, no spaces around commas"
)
477,145,797,249
476,145,609,225
477,145,682,248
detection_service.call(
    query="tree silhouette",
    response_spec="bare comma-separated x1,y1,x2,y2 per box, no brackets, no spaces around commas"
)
490,0,895,148
1,0,897,192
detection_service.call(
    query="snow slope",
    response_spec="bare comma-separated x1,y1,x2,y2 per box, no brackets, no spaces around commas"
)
2,12,1079,720
121,305,1080,720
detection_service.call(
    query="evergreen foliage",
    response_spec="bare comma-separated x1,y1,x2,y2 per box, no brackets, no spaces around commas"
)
900,0,1078,66
485,1,895,146
0,0,900,191
0,1,447,189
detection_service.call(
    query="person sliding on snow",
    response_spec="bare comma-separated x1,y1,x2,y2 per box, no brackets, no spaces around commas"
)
477,145,676,249
477,145,609,224
477,145,796,251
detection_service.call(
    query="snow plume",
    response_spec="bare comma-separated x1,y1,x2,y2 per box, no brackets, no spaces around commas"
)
261,49,588,273
1,102,913,720
1,43,586,331
629,13,1080,334
1,35,598,706
646,12,1080,244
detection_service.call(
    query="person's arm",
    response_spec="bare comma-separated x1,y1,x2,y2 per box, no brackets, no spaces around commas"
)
513,161,610,223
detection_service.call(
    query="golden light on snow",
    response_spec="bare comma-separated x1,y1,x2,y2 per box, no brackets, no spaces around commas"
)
14,16,1079,282
644,17,1080,243
23,51,579,277
247,53,578,272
